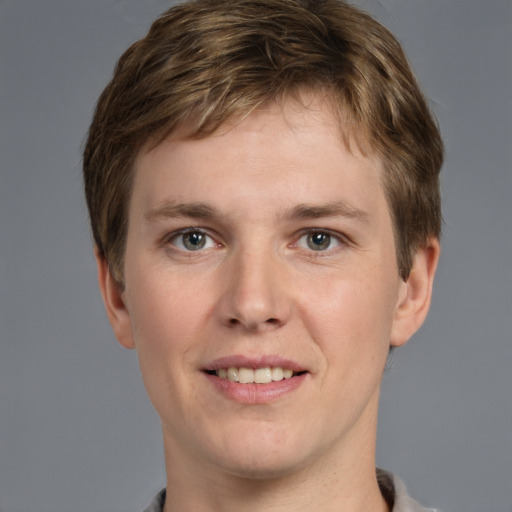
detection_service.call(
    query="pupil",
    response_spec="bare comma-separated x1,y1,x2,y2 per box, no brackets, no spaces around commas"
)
184,232,205,250
308,232,330,250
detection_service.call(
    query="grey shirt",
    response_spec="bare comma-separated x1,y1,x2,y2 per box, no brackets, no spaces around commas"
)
142,470,437,512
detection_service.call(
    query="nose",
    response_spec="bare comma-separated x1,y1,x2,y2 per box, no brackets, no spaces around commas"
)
216,247,291,332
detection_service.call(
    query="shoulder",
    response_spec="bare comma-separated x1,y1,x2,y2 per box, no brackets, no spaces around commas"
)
377,469,439,512
142,488,166,512
142,474,438,512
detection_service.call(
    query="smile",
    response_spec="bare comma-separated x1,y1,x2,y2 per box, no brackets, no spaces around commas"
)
213,367,298,384
203,360,308,403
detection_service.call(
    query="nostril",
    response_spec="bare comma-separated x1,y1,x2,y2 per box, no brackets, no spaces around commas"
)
225,317,281,329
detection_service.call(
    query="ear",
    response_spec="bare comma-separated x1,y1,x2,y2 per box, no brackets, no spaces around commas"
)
94,247,136,349
390,238,440,347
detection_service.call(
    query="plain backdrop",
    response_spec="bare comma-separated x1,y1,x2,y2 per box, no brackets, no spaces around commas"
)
0,1,511,511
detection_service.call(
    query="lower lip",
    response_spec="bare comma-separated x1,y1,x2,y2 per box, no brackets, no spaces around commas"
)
204,372,308,404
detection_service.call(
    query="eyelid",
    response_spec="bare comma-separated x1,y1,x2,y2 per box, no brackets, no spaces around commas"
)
292,228,349,252
164,227,220,251
161,226,350,252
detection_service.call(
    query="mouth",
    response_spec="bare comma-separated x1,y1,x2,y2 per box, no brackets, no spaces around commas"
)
204,366,307,384
203,358,308,403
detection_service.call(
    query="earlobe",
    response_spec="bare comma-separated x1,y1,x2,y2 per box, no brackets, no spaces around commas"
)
94,247,136,349
390,239,440,347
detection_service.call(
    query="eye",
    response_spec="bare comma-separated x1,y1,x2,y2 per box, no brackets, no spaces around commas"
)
171,229,216,251
296,231,341,251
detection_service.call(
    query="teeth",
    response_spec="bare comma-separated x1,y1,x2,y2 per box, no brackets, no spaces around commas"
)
215,366,298,383
238,367,254,384
227,367,238,382
271,367,283,381
283,368,293,379
254,367,272,384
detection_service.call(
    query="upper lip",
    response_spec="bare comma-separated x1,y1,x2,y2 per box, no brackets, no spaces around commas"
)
203,355,307,373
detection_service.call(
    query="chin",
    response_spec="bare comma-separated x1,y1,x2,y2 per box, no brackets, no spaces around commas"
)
206,434,318,481
220,456,306,481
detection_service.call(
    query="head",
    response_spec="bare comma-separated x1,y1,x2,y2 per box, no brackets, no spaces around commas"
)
83,0,443,286
84,0,443,486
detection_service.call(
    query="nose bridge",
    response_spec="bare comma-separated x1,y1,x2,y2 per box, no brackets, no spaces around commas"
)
219,241,289,330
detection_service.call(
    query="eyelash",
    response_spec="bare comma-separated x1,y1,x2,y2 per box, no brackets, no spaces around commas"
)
163,227,349,254
292,229,348,254
165,228,218,252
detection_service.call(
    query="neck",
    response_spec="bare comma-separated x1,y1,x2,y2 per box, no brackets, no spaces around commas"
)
161,423,389,512
163,463,388,512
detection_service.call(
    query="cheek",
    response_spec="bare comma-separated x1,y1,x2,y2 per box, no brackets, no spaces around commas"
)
297,272,398,361
124,275,206,409
124,269,206,367
127,258,209,329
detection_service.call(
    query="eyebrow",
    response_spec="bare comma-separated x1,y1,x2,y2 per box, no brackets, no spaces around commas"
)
144,200,370,224
284,201,370,224
144,201,218,222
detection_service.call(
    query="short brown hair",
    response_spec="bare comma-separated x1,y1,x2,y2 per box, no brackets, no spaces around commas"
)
83,0,443,283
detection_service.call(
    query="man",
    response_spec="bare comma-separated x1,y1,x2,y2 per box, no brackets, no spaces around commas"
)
83,1,442,510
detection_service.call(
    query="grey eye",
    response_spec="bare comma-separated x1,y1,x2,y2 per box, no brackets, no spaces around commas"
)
306,232,332,251
295,231,341,252
172,230,215,251
183,232,206,250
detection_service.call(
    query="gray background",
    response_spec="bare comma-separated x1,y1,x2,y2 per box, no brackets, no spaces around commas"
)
0,1,511,511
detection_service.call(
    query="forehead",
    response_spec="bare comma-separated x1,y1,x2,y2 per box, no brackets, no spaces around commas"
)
130,97,387,225
143,90,372,169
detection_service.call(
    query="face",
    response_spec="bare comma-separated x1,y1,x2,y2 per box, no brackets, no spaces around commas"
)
99,97,436,481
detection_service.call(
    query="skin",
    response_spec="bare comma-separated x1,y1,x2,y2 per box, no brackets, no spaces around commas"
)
96,96,439,512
